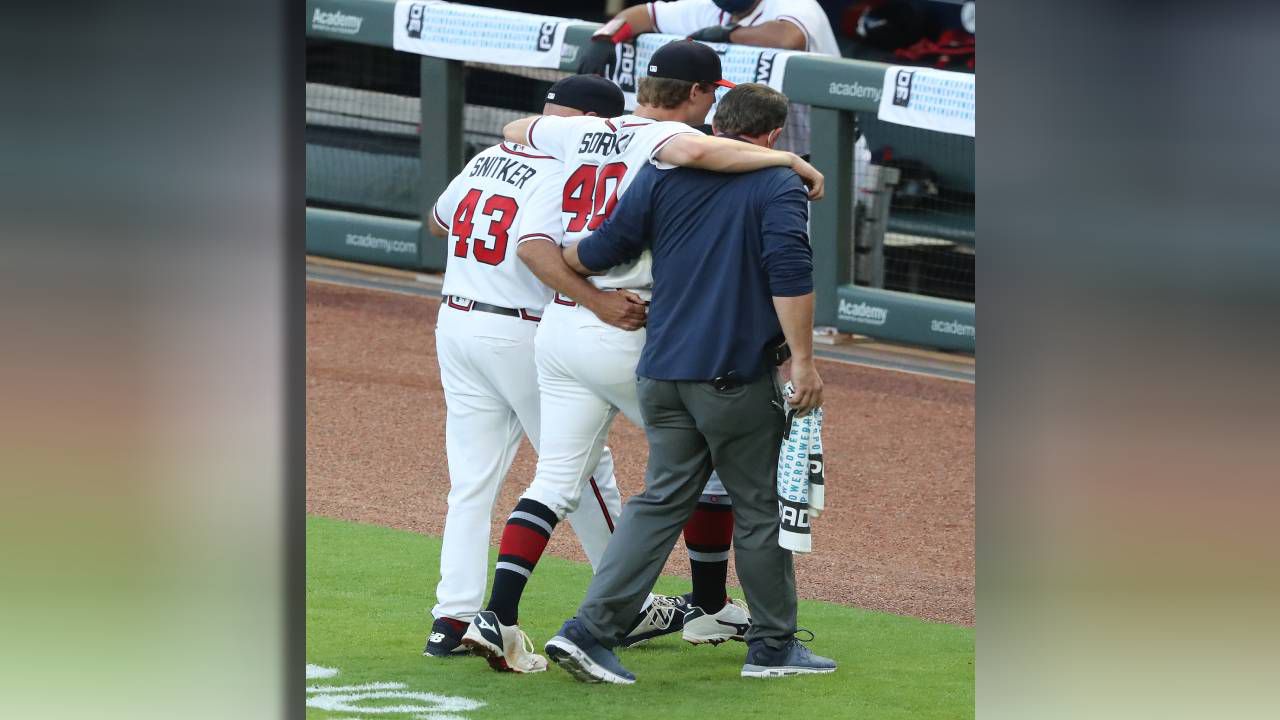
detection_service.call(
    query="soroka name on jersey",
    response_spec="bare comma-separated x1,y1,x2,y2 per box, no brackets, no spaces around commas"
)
576,131,634,157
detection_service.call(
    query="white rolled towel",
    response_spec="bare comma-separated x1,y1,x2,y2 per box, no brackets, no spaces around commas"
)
777,383,825,553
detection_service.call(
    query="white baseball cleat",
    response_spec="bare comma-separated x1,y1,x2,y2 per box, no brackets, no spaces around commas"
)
682,599,751,645
619,593,688,647
461,610,547,673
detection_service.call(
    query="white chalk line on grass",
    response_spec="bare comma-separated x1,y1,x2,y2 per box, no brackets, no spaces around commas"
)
305,664,485,720
307,664,340,679
309,681,409,693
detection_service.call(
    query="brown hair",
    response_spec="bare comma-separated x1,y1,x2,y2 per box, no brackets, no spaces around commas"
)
637,77,713,109
712,83,788,137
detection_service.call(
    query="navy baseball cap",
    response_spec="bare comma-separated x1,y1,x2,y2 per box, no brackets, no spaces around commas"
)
647,40,736,88
545,74,625,117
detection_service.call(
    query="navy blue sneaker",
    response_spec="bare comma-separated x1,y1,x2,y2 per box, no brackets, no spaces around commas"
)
741,637,837,678
545,618,636,684
423,617,468,657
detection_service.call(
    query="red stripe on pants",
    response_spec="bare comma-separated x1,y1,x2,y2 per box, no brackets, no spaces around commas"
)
589,477,614,532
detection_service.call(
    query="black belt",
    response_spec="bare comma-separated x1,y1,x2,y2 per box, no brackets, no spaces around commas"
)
711,372,746,391
445,295,541,322
709,339,791,391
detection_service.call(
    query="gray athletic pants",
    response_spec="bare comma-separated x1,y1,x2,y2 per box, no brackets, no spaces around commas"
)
575,372,797,650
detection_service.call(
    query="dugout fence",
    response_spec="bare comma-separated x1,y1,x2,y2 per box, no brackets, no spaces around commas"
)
306,0,975,352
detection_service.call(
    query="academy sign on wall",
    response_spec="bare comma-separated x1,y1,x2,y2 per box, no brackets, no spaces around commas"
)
311,7,364,36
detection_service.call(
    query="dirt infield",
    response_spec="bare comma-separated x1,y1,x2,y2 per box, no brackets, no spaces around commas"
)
307,280,974,625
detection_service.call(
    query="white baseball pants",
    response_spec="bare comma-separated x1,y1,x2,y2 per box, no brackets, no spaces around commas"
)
432,304,622,622
520,301,726,518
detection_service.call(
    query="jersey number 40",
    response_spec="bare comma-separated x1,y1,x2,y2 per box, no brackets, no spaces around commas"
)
563,162,627,232
451,189,517,265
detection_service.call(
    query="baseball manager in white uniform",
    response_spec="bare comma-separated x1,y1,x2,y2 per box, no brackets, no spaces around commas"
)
423,76,640,668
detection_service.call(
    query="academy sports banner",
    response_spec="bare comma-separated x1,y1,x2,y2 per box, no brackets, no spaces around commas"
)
877,66,975,137
392,0,571,69
390,2,815,119
599,33,805,117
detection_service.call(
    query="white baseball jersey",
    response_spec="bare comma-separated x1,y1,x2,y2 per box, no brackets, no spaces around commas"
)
433,141,565,312
646,0,840,57
525,113,699,293
645,0,840,156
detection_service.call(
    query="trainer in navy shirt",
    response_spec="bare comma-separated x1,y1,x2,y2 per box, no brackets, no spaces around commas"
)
574,157,813,382
558,81,833,675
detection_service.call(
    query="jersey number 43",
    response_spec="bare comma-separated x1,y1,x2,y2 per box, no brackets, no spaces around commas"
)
451,189,517,265
563,162,627,232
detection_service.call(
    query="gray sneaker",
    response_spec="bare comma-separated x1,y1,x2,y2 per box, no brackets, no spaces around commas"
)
545,618,636,685
741,637,837,678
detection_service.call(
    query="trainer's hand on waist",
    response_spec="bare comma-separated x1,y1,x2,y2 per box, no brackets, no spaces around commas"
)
786,358,823,415
587,289,647,331
790,154,824,200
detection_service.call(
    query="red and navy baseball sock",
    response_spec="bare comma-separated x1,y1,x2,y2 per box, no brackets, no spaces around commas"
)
486,498,558,626
683,494,734,614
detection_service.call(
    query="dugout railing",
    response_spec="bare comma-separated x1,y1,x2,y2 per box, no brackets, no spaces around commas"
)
306,0,975,352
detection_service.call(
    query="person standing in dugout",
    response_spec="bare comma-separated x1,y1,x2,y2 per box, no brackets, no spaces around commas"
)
546,83,836,683
576,0,842,156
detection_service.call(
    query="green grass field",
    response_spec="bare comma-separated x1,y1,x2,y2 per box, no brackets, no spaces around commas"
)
306,516,973,719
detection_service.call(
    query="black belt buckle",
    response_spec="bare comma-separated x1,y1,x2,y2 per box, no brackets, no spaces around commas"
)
768,339,791,367
711,371,743,391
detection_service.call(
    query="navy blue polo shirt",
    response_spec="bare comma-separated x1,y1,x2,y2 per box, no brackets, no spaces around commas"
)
576,160,813,382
